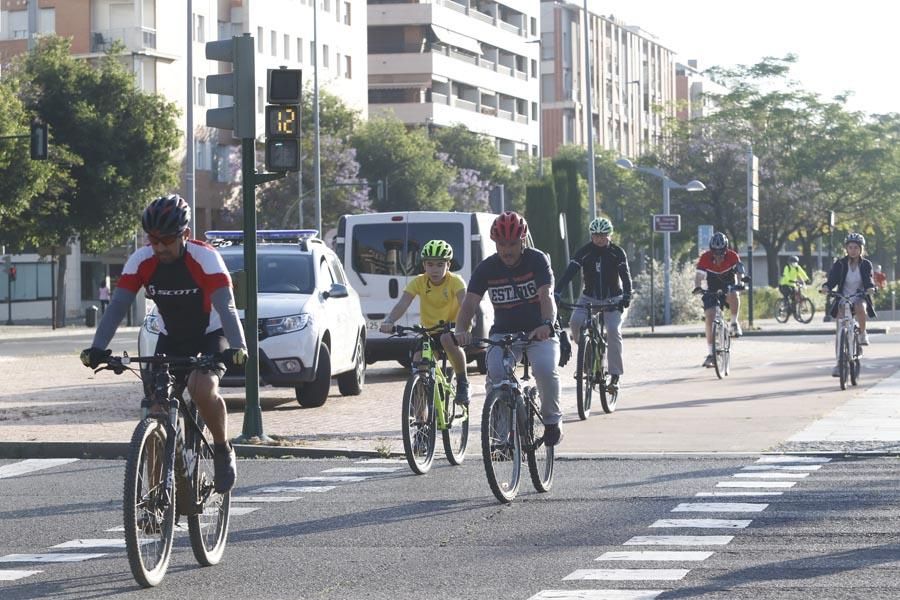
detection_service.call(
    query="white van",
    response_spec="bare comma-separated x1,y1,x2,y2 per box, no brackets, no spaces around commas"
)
335,211,501,370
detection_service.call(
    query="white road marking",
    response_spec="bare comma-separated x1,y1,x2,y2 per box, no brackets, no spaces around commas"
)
563,569,689,581
624,535,733,546
229,506,261,515
290,476,370,483
741,465,821,471
596,551,713,561
355,458,406,464
0,459,79,479
0,569,42,581
756,456,831,464
321,467,401,474
696,491,783,497
258,486,335,493
529,591,663,600
52,539,130,549
650,519,751,529
0,553,107,563
732,472,809,479
232,496,301,503
672,503,768,512
716,481,796,488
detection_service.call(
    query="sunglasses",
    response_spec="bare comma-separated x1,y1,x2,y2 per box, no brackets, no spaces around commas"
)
147,232,180,246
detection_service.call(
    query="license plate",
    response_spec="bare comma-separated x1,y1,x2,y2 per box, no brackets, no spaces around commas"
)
366,320,381,330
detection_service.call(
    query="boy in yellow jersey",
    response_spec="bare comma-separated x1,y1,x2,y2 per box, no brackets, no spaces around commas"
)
380,240,470,405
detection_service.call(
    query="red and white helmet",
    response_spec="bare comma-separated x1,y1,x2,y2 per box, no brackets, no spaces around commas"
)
490,211,529,242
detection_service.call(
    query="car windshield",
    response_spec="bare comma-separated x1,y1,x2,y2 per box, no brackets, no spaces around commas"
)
351,222,464,275
221,251,315,294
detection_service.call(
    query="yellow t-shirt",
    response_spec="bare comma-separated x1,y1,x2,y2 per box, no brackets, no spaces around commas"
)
404,273,466,329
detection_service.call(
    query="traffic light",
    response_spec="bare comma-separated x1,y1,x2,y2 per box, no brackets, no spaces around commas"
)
30,120,48,160
205,34,255,139
8,266,15,282
264,68,302,172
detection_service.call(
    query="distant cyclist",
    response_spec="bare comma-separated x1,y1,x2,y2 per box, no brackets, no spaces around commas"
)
380,240,470,406
80,194,247,494
779,256,811,302
554,216,632,390
694,232,746,367
450,211,563,446
820,232,877,375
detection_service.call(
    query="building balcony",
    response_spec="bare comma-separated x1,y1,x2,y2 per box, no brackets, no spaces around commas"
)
91,27,157,53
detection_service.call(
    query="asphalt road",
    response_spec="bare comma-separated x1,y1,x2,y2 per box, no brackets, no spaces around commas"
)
2,454,900,599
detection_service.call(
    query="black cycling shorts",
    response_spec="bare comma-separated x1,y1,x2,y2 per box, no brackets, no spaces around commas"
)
702,289,731,311
153,328,228,384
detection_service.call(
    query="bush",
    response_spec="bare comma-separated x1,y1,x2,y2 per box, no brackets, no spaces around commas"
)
872,280,899,311
625,260,705,326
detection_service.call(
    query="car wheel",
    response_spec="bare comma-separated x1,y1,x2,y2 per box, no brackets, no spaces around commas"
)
295,344,331,408
337,334,365,396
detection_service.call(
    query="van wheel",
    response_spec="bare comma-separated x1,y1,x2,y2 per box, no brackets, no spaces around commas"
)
476,353,488,375
296,345,331,408
337,335,365,396
398,358,411,369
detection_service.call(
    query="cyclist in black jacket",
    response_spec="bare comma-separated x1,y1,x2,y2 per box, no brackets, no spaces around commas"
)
555,217,632,389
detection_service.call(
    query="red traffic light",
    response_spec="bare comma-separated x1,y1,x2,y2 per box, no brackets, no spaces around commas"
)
8,266,16,281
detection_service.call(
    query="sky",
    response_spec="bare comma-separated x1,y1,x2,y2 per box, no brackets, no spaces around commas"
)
605,0,899,116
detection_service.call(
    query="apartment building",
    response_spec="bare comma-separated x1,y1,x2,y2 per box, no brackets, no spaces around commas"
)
367,0,541,166
676,59,728,121
539,0,676,159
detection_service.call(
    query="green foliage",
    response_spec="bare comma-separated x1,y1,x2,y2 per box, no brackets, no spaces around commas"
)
525,180,565,278
626,260,705,326
432,124,505,184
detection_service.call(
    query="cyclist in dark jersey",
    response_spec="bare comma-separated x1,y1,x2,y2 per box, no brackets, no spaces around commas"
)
80,194,247,493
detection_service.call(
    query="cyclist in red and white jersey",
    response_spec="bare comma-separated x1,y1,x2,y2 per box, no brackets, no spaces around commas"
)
693,232,746,367
80,194,247,493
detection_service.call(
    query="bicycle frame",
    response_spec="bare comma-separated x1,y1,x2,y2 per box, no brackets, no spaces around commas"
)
484,334,542,448
397,324,465,432
833,293,863,357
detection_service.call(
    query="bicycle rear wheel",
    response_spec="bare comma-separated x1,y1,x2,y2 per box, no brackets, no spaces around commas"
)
123,418,175,588
187,410,231,566
850,334,860,386
401,373,436,474
441,371,469,465
599,369,618,413
712,320,727,379
838,331,849,390
794,297,815,324
481,389,521,503
575,329,593,420
525,393,554,492
774,299,790,323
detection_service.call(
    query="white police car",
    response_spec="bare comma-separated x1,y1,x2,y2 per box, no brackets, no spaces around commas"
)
139,230,366,407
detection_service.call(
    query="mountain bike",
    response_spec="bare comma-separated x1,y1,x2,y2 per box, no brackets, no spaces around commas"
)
774,281,815,324
94,353,230,587
474,332,554,504
698,285,744,379
560,296,623,418
392,324,468,474
828,291,865,390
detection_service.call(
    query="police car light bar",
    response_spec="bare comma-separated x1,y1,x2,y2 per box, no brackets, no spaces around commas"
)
205,229,319,241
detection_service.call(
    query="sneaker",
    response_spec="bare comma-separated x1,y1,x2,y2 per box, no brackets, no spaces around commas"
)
702,354,715,368
731,322,743,337
454,379,470,407
213,442,236,494
544,423,563,447
607,374,620,394
832,365,840,378
860,333,870,346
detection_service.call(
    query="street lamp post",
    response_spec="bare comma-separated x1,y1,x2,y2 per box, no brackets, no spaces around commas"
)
582,0,596,221
616,158,705,325
524,38,543,178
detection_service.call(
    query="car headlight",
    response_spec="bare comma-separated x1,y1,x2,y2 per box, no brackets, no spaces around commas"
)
144,314,161,335
263,313,310,337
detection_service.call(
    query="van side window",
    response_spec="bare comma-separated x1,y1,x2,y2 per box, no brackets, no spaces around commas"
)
351,222,465,275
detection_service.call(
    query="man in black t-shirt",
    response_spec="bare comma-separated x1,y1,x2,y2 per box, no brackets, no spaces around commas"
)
451,211,563,446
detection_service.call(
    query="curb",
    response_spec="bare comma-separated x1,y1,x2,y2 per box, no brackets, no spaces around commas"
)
0,441,396,461
624,326,890,339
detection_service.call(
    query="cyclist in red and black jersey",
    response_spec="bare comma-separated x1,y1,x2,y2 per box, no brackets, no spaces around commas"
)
80,194,247,493
693,232,746,367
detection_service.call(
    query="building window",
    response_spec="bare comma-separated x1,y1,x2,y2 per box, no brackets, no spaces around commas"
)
530,17,536,36
323,0,331,12
39,8,55,34
258,86,264,113
2,262,53,301
345,55,352,79
195,77,206,106
336,53,341,73
297,38,304,63
344,2,351,25
257,27,264,52
196,140,213,171
271,30,277,56
531,59,537,78
193,14,205,42
322,44,329,68
335,1,340,22
284,34,290,59
532,101,537,121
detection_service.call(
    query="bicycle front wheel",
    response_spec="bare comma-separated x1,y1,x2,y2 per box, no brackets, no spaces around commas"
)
600,371,618,414
575,329,593,420
441,372,469,466
712,320,727,379
401,373,436,474
525,394,554,493
850,333,860,386
774,299,790,323
481,389,521,503
838,331,849,390
123,418,175,588
794,297,815,324
187,411,231,566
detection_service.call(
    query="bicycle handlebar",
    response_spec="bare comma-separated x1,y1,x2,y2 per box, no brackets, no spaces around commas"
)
390,323,453,337
558,295,624,312
94,352,220,375
472,331,539,348
826,290,868,302
696,284,745,297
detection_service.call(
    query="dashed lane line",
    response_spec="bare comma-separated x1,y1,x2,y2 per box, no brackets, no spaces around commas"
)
528,590,664,599
671,502,768,512
290,475,370,483
0,459,79,479
0,569,43,581
0,553,107,563
649,519,752,529
596,551,713,562
695,491,783,497
741,464,821,471
563,569,690,581
258,486,336,493
731,472,810,479
321,466,403,474
623,535,734,546
232,496,302,503
755,456,831,464
716,480,796,488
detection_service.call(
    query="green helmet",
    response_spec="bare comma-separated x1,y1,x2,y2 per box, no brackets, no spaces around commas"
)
421,239,453,261
589,217,614,235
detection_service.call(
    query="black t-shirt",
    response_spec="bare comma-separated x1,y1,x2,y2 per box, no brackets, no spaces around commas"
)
467,248,553,334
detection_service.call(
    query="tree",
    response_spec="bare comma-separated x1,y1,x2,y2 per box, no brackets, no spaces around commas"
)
4,37,180,323
432,125,507,212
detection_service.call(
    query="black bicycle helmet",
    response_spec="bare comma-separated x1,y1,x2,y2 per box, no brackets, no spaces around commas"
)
142,194,190,236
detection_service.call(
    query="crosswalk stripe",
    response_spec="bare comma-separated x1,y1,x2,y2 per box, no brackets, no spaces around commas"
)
672,503,767,512
624,535,733,546
0,459,79,479
290,475,369,483
355,458,406,464
232,496,301,503
563,569,689,581
258,486,335,493
732,472,809,479
51,539,129,549
528,590,664,600
596,551,713,561
741,465,821,471
650,519,751,529
321,467,401,474
755,456,831,464
716,481,796,488
0,553,106,563
695,491,783,497
0,569,43,581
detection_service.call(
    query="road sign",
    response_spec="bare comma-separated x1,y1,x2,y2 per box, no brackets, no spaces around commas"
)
698,225,713,255
653,214,681,233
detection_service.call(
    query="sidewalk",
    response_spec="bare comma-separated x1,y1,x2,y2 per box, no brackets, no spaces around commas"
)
623,316,896,338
